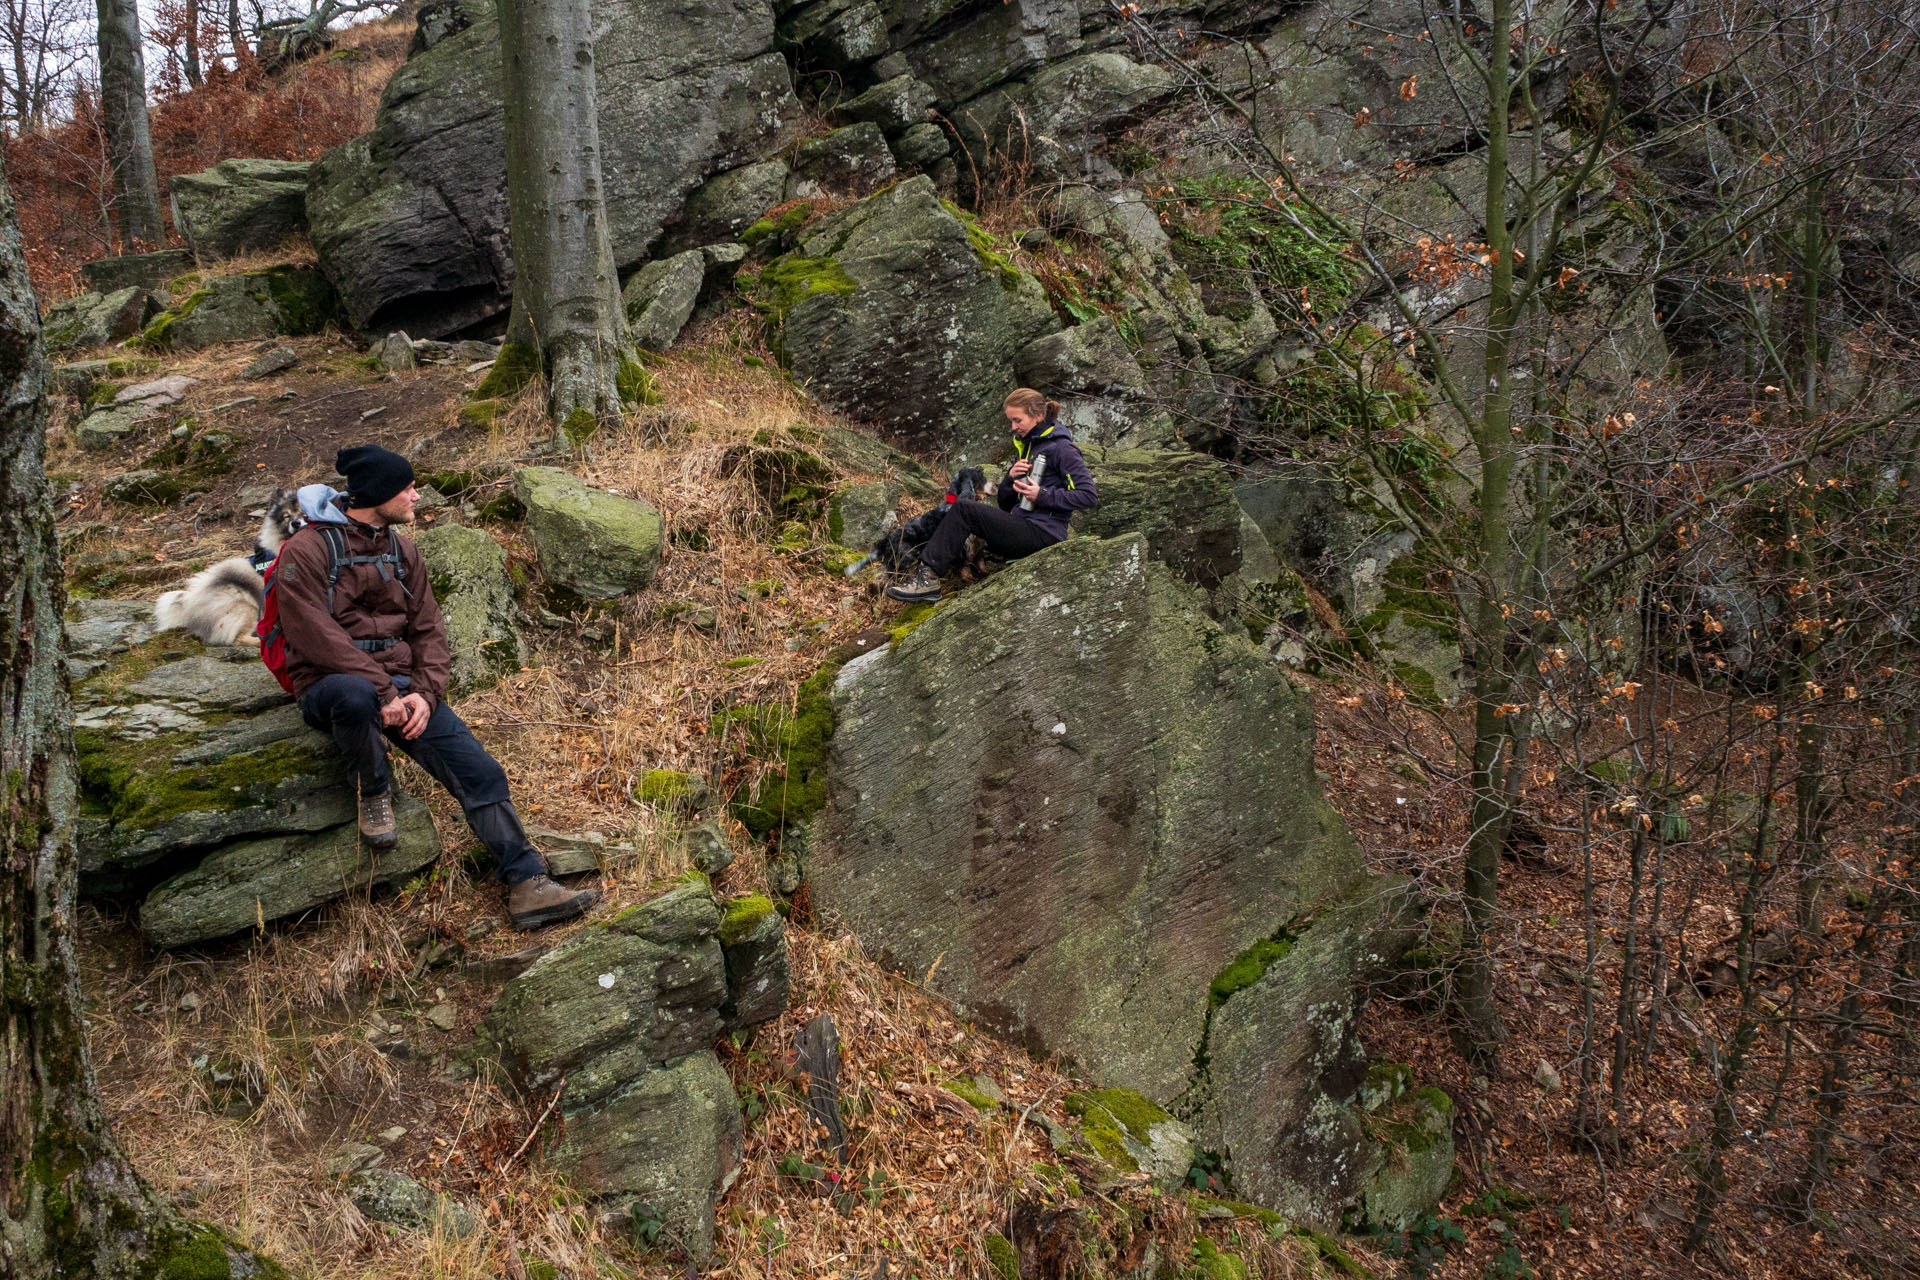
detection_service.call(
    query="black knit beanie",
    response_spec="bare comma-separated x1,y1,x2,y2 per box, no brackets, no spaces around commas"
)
336,444,414,507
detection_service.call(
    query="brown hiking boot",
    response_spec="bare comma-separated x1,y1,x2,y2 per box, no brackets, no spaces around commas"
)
358,791,398,850
507,874,598,931
885,564,943,604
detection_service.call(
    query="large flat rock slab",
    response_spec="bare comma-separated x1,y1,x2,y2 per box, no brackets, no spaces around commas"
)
140,792,441,947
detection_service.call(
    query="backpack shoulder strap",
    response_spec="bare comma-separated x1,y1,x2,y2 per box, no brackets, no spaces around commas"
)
317,525,350,614
385,527,414,599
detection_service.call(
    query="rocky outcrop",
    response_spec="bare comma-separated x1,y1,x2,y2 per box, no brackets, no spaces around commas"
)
758,176,1057,460
66,602,442,942
305,0,801,337
1350,1065,1456,1231
42,286,161,352
413,523,525,693
1014,317,1173,449
622,249,707,353
71,373,195,452
513,467,665,600
139,267,339,351
786,122,896,198
1073,446,1292,627
169,158,314,260
482,882,786,1258
810,533,1418,1225
828,478,902,548
81,248,195,296
141,793,440,948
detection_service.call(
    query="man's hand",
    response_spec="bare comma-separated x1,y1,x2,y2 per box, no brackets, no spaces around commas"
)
1008,459,1032,478
1012,476,1041,500
384,692,431,740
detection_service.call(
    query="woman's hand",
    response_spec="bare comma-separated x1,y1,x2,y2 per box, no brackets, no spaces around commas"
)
1012,476,1041,500
1008,459,1032,478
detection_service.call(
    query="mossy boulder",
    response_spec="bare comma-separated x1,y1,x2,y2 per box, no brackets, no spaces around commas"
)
547,1049,743,1261
169,157,314,259
80,247,196,296
140,266,339,351
41,285,161,352
64,603,456,946
1354,1085,1455,1230
719,893,788,1027
1065,1088,1196,1188
668,159,790,252
812,533,1411,1224
69,635,356,883
755,175,1058,461
512,466,665,599
413,523,525,693
828,478,903,548
140,792,440,947
483,882,774,1259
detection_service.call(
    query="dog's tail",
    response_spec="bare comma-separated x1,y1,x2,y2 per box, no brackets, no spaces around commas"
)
203,558,268,609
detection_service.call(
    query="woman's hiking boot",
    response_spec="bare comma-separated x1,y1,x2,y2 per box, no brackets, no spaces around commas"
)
507,874,598,930
358,791,398,849
885,564,943,604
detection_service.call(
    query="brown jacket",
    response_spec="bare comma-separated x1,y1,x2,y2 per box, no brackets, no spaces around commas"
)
274,515,450,708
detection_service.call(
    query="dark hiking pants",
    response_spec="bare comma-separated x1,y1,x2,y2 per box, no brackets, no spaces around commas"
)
299,673,545,885
919,500,1057,575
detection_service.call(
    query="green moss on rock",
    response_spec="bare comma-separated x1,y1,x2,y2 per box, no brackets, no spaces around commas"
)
617,357,659,406
719,893,775,946
256,265,338,335
887,602,940,648
1066,1088,1174,1172
728,659,842,836
637,768,700,806
75,730,315,833
745,256,857,331
1208,936,1295,1008
944,1078,1001,1111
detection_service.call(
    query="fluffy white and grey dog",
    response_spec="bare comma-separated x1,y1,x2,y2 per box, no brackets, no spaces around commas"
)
155,489,304,647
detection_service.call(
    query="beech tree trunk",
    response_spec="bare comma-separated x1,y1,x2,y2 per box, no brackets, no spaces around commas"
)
94,0,162,248
0,154,275,1280
184,0,202,88
497,0,633,440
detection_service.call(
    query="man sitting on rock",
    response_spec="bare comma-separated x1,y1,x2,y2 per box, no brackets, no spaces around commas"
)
275,444,596,930
886,388,1099,604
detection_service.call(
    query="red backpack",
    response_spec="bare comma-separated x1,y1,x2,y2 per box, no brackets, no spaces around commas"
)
257,524,408,693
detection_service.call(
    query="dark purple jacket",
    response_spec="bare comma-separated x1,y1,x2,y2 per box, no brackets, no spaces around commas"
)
996,419,1098,541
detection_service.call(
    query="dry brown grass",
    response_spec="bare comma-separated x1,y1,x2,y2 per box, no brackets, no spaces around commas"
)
69,317,1353,1280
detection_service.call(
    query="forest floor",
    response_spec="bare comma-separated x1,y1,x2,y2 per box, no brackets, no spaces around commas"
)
52,309,1917,1280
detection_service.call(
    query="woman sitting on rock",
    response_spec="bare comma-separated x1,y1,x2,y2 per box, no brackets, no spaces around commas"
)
887,389,1099,603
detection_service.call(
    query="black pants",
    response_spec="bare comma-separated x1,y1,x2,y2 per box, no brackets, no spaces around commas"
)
299,673,546,885
919,501,1057,574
